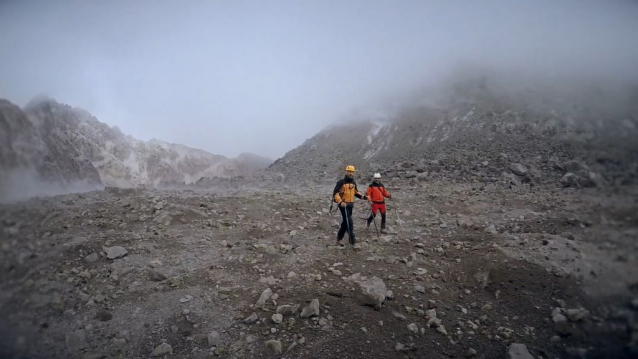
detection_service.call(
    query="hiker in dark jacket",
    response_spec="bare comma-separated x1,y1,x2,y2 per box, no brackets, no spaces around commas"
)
333,165,367,245
366,173,392,232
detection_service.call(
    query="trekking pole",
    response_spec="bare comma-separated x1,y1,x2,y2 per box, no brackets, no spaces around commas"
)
369,205,380,238
391,198,402,225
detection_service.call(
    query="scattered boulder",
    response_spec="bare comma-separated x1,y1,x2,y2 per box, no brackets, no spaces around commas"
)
151,343,173,357
266,340,283,354
244,313,259,324
272,313,283,324
104,246,128,260
506,343,533,359
509,163,528,177
565,308,590,322
255,288,272,307
355,277,387,310
208,331,220,347
561,173,580,187
300,299,320,318
65,330,87,352
148,270,168,282
84,253,99,263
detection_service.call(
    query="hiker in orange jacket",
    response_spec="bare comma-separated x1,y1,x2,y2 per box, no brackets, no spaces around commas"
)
366,173,391,232
333,165,367,245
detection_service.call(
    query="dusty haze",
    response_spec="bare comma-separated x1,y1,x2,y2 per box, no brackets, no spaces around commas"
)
1,0,637,159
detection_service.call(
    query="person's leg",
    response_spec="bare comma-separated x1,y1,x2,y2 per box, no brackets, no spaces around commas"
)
337,206,347,240
347,205,355,244
380,204,387,229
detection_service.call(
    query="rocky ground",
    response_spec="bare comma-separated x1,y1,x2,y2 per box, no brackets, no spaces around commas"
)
1,180,637,359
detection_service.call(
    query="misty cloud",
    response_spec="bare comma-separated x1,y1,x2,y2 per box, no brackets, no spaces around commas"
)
1,0,637,159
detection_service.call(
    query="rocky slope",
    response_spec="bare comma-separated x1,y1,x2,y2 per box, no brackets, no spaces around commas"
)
0,98,273,201
269,85,638,188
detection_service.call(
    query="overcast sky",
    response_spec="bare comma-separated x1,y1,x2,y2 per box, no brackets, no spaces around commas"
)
1,1,637,159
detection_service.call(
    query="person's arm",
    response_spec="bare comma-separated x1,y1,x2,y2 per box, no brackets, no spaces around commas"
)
333,180,343,203
382,185,391,199
366,187,373,202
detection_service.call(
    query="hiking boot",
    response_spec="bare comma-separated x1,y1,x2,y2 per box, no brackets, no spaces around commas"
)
349,234,356,245
366,218,372,229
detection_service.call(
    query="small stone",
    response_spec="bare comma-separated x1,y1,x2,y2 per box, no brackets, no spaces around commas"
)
467,348,477,357
272,314,283,324
151,343,173,357
300,299,320,318
265,340,282,354
208,331,220,347
113,338,127,347
407,323,418,334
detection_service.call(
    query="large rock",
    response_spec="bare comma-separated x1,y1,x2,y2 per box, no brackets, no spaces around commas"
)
104,246,128,260
508,163,528,177
255,288,272,307
300,299,320,318
355,277,387,310
506,343,533,359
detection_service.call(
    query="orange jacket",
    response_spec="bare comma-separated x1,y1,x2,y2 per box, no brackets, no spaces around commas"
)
333,177,365,204
366,182,391,203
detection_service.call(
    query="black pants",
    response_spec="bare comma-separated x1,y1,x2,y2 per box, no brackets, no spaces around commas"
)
338,204,354,242
367,212,386,229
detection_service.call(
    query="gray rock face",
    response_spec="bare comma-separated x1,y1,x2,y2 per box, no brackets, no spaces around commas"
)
355,277,387,310
104,246,128,260
506,343,534,359
0,97,271,202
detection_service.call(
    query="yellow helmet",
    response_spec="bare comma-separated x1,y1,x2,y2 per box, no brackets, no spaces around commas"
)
345,165,356,172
